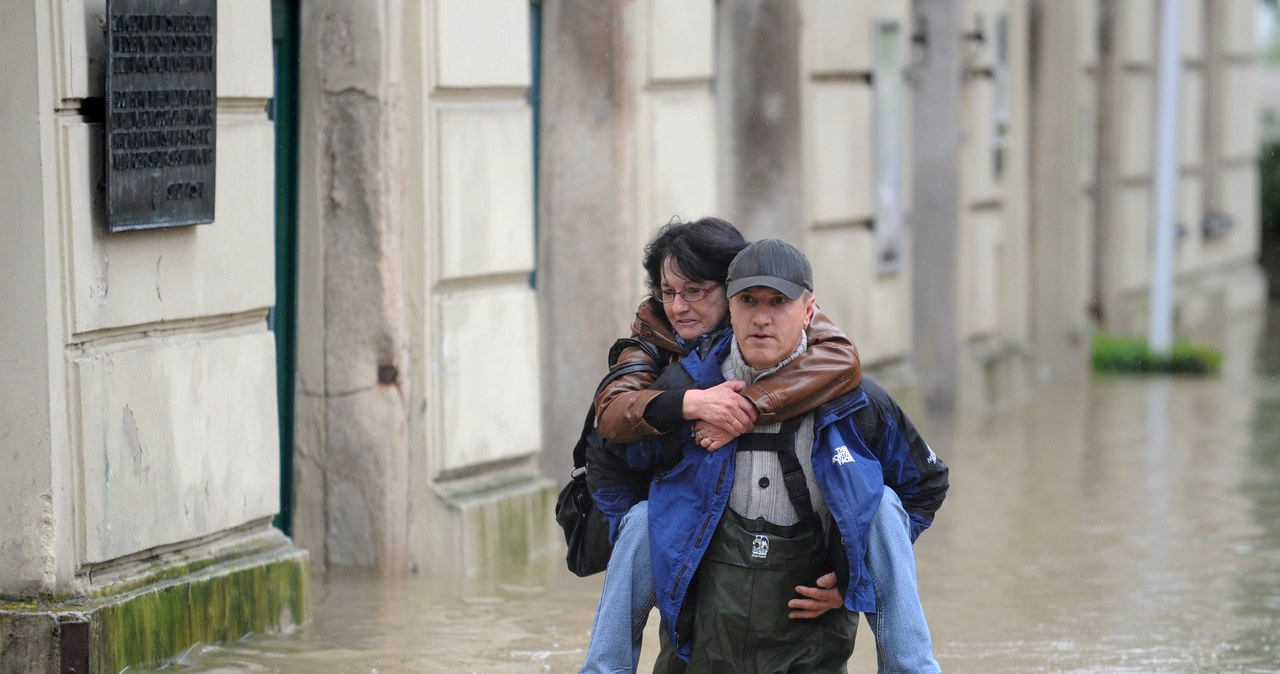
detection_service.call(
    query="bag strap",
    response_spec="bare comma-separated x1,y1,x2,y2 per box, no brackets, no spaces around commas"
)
592,360,661,398
571,339,664,470
570,408,597,472
608,337,662,369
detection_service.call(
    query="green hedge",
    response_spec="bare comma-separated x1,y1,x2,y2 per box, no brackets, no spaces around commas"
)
1091,332,1221,374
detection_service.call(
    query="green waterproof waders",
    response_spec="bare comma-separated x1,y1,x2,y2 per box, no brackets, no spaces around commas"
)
684,508,857,673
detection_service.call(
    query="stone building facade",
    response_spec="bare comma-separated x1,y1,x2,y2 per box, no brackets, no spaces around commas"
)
0,0,308,672
0,0,1265,670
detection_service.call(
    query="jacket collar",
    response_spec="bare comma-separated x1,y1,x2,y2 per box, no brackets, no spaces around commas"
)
631,299,731,356
630,300,683,354
679,329,735,387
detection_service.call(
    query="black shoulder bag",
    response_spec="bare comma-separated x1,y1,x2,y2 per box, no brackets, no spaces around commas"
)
554,337,662,577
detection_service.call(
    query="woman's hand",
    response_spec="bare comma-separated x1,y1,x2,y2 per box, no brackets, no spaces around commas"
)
691,420,737,451
788,572,843,619
683,381,757,438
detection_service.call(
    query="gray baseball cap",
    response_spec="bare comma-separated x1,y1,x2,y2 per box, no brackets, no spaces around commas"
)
726,238,813,300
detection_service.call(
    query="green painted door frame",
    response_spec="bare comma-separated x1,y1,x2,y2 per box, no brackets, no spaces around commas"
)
270,0,300,535
529,0,542,288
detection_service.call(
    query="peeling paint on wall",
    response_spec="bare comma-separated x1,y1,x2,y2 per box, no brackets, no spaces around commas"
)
90,253,110,305
121,405,144,478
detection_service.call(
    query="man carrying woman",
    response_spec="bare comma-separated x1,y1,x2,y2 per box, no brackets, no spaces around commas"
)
579,218,946,673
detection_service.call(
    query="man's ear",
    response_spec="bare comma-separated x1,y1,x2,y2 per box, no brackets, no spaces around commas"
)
804,294,816,328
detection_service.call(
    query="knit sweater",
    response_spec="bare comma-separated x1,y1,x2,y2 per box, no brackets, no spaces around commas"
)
721,333,828,526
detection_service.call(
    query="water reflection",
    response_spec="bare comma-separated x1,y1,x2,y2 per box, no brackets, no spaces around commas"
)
150,309,1279,673
156,567,608,673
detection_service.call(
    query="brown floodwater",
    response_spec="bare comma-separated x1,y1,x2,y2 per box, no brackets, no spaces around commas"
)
148,309,1280,673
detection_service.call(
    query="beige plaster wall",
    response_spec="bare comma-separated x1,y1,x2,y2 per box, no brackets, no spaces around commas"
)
0,0,69,595
401,0,549,578
637,0,719,241
534,0,642,499
293,0,411,573
801,0,912,365
62,0,279,568
716,1,804,243
2,0,282,594
1029,0,1095,382
427,0,538,471
1095,0,1264,333
74,330,279,564
955,0,1034,410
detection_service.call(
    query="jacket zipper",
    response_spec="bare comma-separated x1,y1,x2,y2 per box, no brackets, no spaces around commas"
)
694,515,712,547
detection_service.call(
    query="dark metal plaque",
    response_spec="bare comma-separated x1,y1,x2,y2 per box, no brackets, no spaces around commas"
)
106,0,217,232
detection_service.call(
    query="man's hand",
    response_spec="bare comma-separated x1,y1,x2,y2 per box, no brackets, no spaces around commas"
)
683,381,757,443
788,571,842,619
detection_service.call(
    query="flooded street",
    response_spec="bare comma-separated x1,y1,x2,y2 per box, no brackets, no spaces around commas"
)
153,310,1279,673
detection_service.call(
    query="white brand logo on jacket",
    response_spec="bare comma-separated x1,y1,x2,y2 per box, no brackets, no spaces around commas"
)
831,445,855,465
751,534,769,559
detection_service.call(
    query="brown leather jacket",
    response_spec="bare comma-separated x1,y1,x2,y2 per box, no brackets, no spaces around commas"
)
594,300,863,443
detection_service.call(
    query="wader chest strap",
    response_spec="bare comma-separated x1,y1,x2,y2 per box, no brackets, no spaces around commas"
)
736,417,813,520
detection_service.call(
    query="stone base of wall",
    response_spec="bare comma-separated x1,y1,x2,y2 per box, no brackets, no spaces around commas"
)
0,533,309,673
459,477,560,583
417,474,560,583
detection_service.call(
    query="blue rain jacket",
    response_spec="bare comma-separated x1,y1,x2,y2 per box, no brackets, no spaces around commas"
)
646,331,949,661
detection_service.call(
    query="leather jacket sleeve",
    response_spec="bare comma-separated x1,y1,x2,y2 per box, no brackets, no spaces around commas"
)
593,301,683,444
595,304,862,441
594,345,669,444
740,307,863,425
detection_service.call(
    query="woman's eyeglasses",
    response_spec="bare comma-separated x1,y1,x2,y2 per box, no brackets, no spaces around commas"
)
653,283,720,303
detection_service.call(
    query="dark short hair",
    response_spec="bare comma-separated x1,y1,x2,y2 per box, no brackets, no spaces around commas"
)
642,217,748,296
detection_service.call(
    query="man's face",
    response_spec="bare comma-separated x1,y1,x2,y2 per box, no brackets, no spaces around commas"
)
729,287,816,369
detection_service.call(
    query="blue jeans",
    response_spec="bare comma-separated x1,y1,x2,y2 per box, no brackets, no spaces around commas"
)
579,501,655,674
864,487,940,674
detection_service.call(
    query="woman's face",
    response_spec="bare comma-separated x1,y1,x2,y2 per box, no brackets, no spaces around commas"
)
659,257,729,341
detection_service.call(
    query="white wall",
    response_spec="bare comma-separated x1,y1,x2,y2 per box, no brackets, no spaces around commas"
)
428,0,539,473
802,0,913,365
1096,0,1263,331
406,0,545,576
0,0,66,595
1,0,281,593
955,0,1033,408
638,0,719,248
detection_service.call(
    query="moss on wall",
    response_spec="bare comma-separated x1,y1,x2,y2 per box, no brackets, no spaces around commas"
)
0,546,308,673
459,480,558,582
91,551,309,672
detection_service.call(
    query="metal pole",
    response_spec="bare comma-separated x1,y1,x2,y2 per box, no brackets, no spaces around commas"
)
1148,0,1182,354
